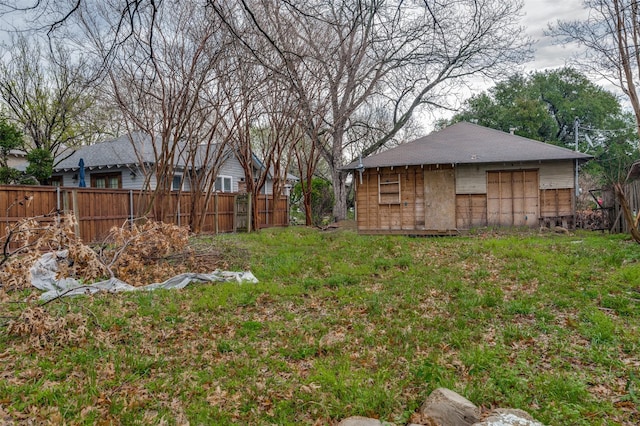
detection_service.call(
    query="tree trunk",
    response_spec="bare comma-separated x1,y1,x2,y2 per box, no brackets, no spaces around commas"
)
328,127,348,222
303,186,313,226
613,182,640,243
331,168,348,222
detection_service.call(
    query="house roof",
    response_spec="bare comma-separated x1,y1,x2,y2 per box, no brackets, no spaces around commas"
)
344,122,592,170
54,132,165,172
53,132,275,178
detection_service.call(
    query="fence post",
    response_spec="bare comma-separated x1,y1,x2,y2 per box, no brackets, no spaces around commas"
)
129,190,134,230
286,195,290,226
214,192,219,234
266,195,269,226
62,190,69,213
177,193,181,227
55,186,61,227
71,189,80,239
248,192,252,233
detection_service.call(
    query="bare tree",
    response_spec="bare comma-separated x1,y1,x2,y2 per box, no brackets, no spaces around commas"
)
76,1,235,227
0,1,161,60
552,0,640,241
210,0,532,221
553,1,640,142
251,77,305,226
0,36,100,162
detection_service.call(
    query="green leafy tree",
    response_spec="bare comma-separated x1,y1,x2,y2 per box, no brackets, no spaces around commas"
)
443,68,622,149
0,118,23,166
580,112,640,185
0,117,24,184
441,68,637,191
25,148,53,184
551,3,640,242
291,178,334,226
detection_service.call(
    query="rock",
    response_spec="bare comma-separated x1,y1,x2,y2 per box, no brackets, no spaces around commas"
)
337,416,391,426
419,388,480,426
473,408,545,426
553,226,569,234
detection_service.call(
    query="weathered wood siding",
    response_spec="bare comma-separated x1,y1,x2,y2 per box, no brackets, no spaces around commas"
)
540,188,573,216
456,194,487,229
356,160,577,234
356,166,424,233
486,170,539,226
356,165,456,234
456,160,575,229
456,160,574,194
424,167,456,230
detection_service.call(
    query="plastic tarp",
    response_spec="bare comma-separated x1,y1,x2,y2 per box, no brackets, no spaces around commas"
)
31,251,258,301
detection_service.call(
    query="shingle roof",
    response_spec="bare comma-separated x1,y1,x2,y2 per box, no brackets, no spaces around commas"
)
54,132,191,171
53,132,270,176
344,122,592,170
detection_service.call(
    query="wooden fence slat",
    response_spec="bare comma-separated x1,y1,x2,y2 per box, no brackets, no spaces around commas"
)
0,185,288,244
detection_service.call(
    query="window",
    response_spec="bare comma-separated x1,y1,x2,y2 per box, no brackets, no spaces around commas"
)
378,173,401,204
91,172,122,189
215,176,232,192
49,176,63,187
172,175,183,191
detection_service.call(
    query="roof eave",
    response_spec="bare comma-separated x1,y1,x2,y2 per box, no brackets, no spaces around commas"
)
342,155,593,171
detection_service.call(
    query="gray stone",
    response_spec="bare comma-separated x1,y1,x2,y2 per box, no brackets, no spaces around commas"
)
337,416,382,426
419,388,480,426
473,408,545,426
554,226,569,234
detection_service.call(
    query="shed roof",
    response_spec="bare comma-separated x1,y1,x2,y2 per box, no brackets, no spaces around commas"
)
344,122,592,170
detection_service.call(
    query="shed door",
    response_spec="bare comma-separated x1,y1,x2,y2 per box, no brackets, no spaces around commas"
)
487,170,538,226
424,168,456,230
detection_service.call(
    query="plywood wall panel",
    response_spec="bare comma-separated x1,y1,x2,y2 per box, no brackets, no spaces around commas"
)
457,160,574,194
456,194,487,229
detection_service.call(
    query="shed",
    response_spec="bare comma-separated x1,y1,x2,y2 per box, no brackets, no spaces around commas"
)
344,122,592,234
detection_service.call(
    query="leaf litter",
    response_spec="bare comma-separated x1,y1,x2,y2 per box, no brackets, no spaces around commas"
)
1,227,640,424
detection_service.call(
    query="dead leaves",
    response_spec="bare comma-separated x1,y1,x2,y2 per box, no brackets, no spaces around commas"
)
101,221,190,285
0,214,231,292
100,220,233,286
7,306,87,349
0,213,108,291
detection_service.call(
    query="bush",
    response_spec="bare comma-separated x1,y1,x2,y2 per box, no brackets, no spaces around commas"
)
291,178,334,226
26,148,54,184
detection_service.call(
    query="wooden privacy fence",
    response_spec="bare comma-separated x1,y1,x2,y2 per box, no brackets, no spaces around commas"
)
608,180,640,234
574,181,640,233
0,185,289,243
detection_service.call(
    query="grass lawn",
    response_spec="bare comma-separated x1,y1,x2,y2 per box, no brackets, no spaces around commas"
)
1,226,640,425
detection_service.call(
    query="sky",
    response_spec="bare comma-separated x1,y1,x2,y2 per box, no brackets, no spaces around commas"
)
0,0,592,79
421,0,595,130
521,0,589,71
0,0,609,131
